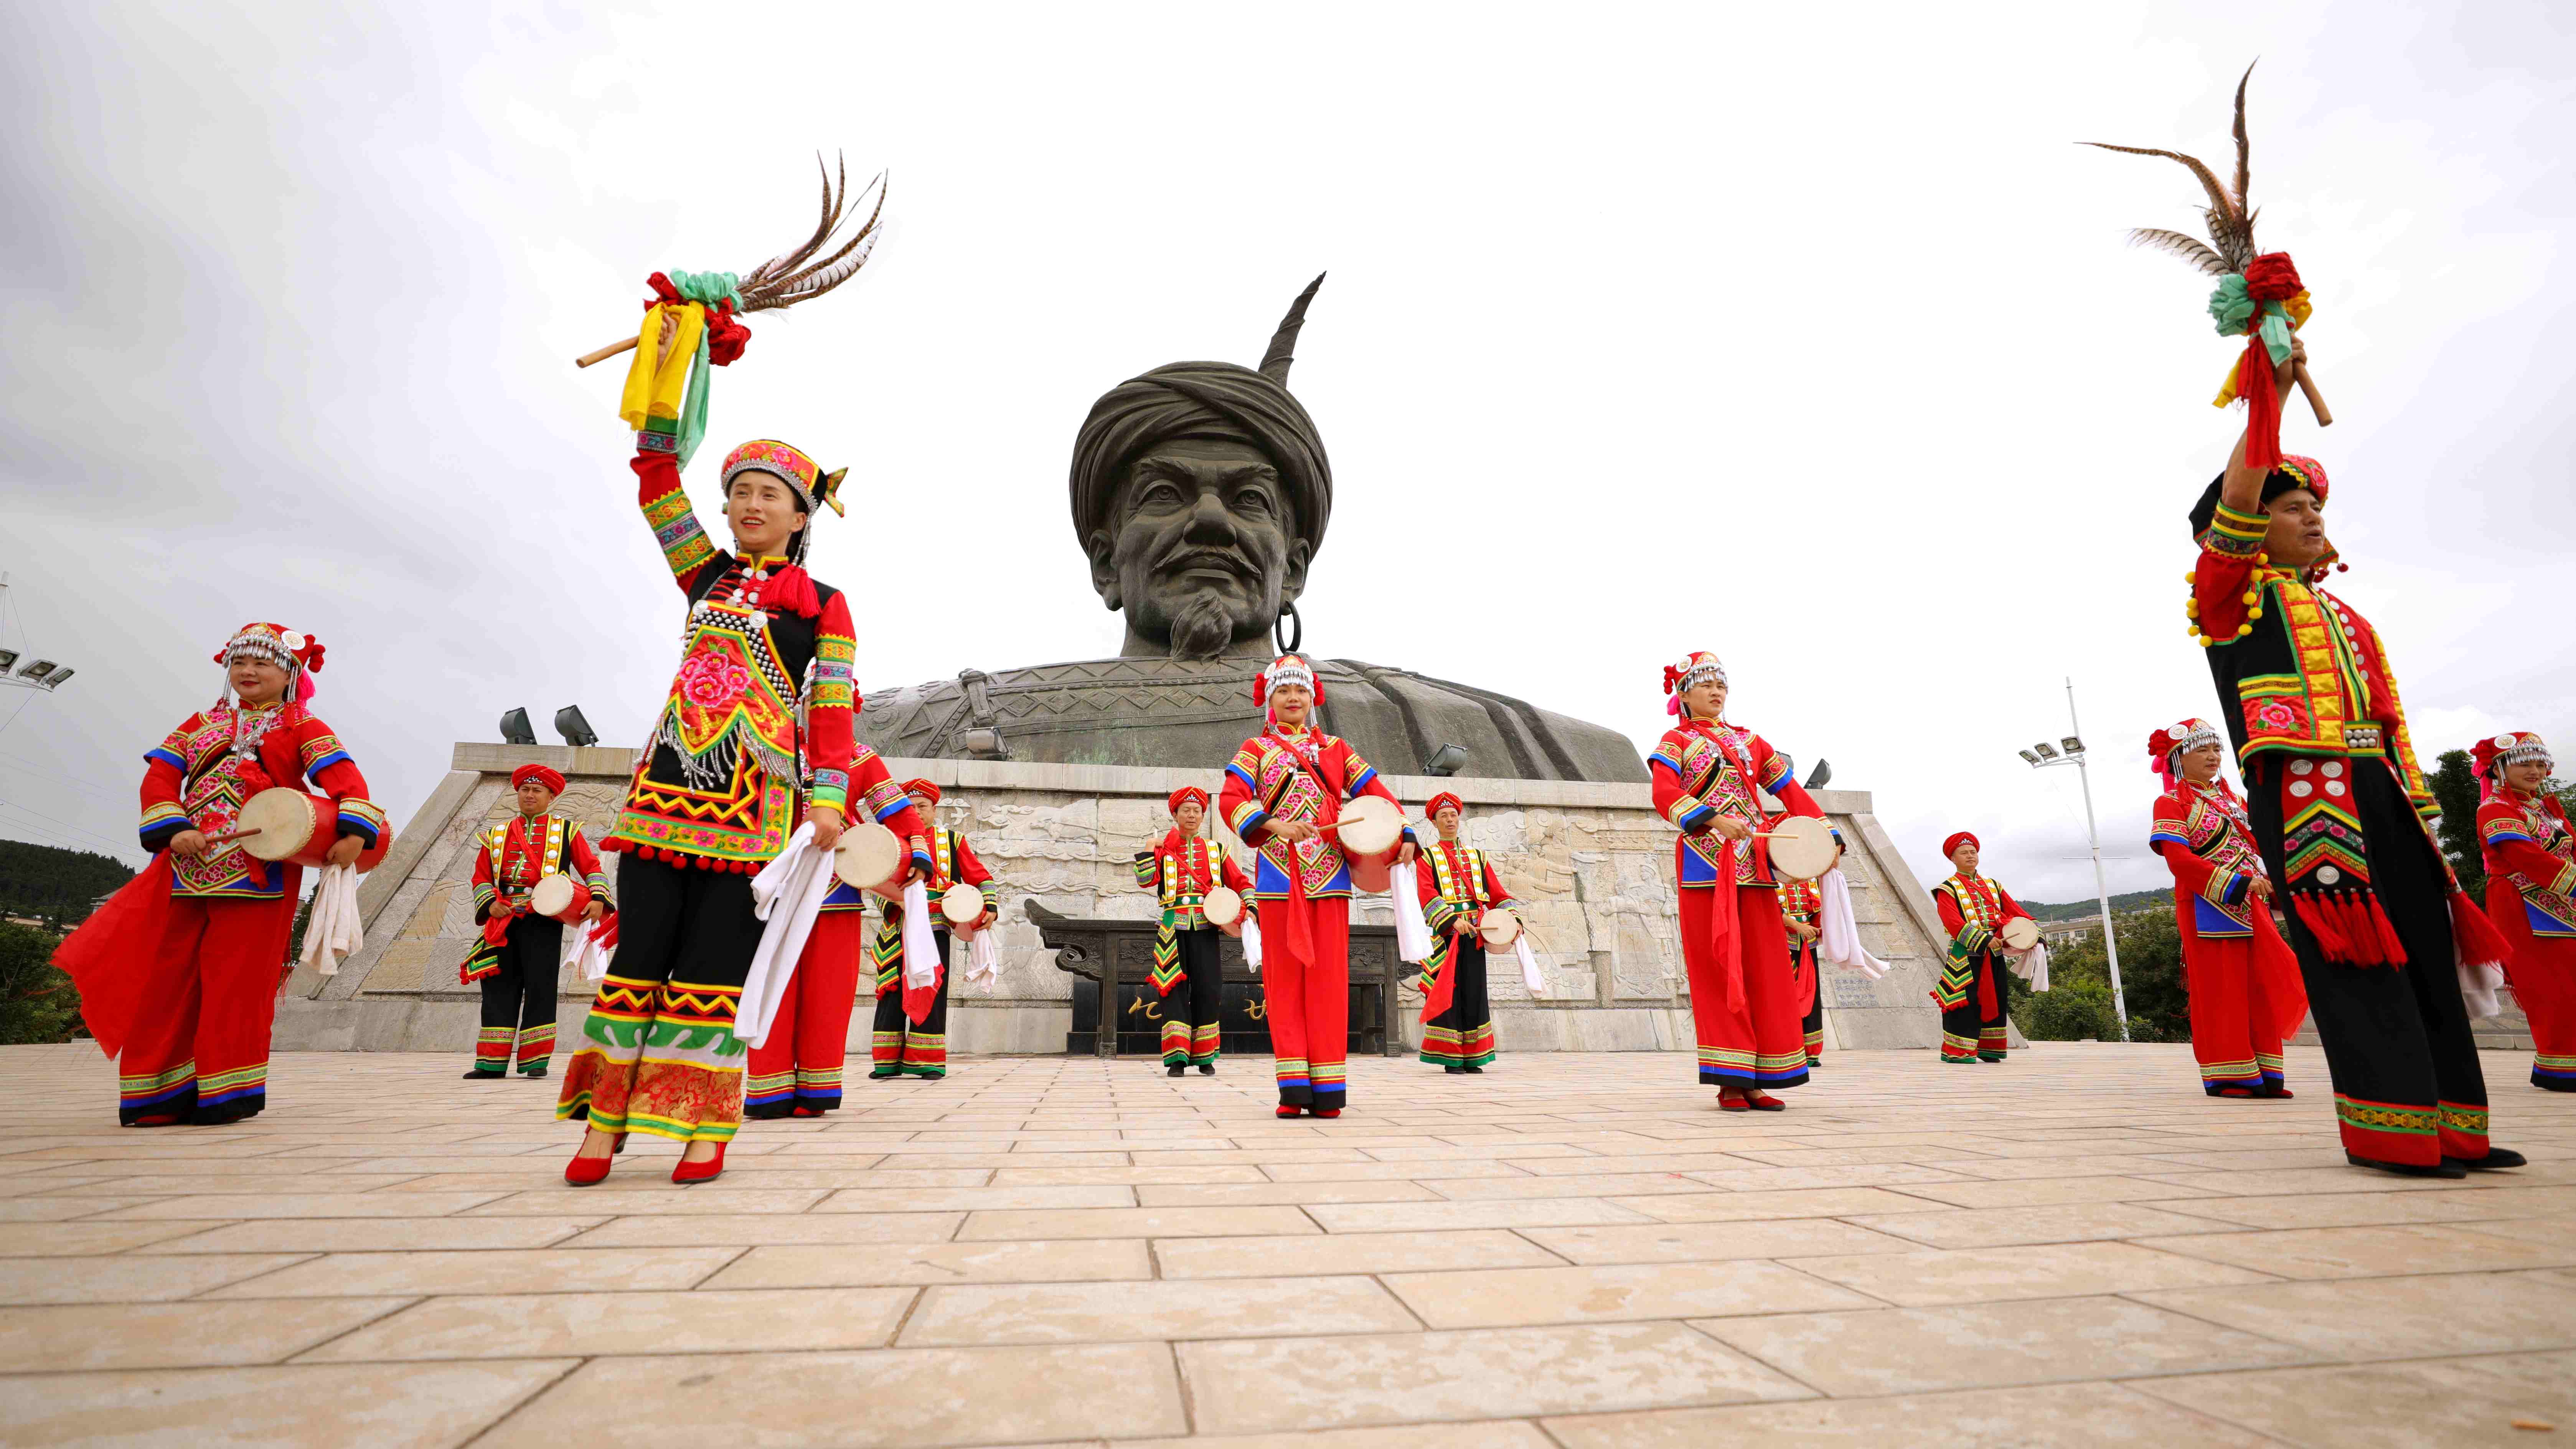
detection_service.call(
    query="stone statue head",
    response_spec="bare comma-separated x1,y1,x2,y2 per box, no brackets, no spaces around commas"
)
1070,277,1333,661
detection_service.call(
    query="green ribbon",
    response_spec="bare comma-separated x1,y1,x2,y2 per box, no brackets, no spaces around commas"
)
664,269,742,469
2207,274,2295,366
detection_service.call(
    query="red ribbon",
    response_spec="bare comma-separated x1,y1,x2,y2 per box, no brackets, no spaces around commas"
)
2236,253,2304,473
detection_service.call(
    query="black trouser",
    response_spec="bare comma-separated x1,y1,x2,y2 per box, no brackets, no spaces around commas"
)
1421,940,1495,1066
473,915,562,1074
2249,753,2488,1165
1162,927,1224,1066
1939,950,2009,1061
871,929,952,1076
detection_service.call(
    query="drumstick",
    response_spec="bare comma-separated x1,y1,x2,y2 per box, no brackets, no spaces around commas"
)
2292,361,2332,426
575,335,640,369
198,826,261,846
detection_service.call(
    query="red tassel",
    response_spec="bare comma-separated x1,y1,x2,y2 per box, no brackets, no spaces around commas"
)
2367,898,2409,966
762,565,820,620
2240,333,2283,473
2449,889,2515,971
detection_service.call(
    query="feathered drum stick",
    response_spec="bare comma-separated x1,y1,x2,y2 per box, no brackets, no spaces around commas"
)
2086,64,2330,471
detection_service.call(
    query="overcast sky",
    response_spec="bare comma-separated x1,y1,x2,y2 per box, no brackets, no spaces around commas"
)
3,0,2568,907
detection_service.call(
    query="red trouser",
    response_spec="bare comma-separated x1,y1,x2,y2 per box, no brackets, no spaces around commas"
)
1680,884,1809,1091
119,895,292,1125
2490,882,2576,1090
1263,892,1349,1110
744,911,866,1117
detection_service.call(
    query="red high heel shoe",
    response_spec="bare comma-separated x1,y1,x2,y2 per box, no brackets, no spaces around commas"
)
564,1132,624,1186
1310,1108,1341,1119
671,1142,727,1184
1276,1104,1305,1119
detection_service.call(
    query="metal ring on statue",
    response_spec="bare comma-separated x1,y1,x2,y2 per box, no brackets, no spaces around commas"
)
1273,600,1303,655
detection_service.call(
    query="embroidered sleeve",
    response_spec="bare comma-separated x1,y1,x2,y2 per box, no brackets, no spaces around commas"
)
138,717,198,849
1481,858,1514,908
853,759,909,826
1648,734,1712,833
1342,744,1417,848
295,718,381,844
633,438,718,588
2191,498,2266,645
469,828,499,912
1220,745,1270,842
567,826,611,908
1133,846,1162,893
1219,851,1253,894
2482,802,2576,892
1934,885,1987,951
802,592,858,814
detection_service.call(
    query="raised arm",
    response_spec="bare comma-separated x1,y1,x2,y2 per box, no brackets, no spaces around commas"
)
2217,335,2306,516
633,431,720,591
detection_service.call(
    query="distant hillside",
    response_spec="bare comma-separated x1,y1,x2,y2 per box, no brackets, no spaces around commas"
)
0,839,138,926
2018,889,2168,922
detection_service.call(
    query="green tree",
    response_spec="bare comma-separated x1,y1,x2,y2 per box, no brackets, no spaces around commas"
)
0,921,82,1044
2013,906,2189,1043
2428,748,2486,897
0,840,139,929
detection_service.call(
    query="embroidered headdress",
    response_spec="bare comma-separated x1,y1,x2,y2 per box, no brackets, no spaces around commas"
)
721,438,848,565
1253,654,1320,707
511,763,567,795
1661,651,1726,717
2148,717,2224,791
1942,831,1981,862
2474,732,2553,790
216,622,324,704
1167,786,1210,815
901,777,942,804
1425,791,1464,822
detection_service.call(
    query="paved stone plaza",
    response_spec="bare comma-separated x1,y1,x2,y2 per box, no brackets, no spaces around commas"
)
2,1043,2573,1447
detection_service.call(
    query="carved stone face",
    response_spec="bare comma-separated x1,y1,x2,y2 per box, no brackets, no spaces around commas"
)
1087,438,1310,661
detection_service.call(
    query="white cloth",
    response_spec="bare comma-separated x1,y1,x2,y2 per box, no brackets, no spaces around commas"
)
1389,858,1434,963
964,924,1001,988
1815,868,1889,980
738,824,836,1050
2009,938,2052,993
1242,916,1263,974
561,918,616,983
2458,955,2507,1019
1515,934,1546,996
298,864,364,976
901,879,939,990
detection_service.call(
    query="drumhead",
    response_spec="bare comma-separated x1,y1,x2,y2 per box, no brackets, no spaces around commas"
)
529,874,579,920
1202,885,1243,927
234,789,321,862
833,822,904,890
1479,907,1522,948
1765,816,1837,880
940,883,984,926
1334,795,1403,856
2001,917,2041,951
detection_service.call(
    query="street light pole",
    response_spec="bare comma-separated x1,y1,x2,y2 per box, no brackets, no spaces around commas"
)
2063,679,2129,1041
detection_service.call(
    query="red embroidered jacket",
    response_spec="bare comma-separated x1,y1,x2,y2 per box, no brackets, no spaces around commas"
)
1219,727,1411,902
1648,719,1828,889
139,702,382,900
1934,873,2032,956
471,813,612,921
1136,830,1253,931
2150,780,2266,939
1414,839,1514,936
2479,789,2576,938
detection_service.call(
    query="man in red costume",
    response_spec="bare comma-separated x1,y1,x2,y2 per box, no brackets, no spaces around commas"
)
1929,833,2035,1064
1136,785,1251,1076
2185,334,2522,1176
1414,791,1515,1073
866,779,993,1081
2148,719,2309,1098
1649,650,1833,1109
559,412,929,1186
2472,732,2575,1093
458,763,610,1081
57,622,384,1125
1219,653,1417,1117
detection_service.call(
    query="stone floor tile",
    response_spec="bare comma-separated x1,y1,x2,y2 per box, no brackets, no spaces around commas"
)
480,1342,1185,1448
1181,1321,1811,1434
1384,1258,1878,1328
2127,1348,2576,1448
1878,1175,2207,1209
2131,1269,2576,1358
40,1172,427,1195
2144,1188,2550,1229
955,1205,1317,1239
1259,1158,1536,1182
704,1238,1153,1289
1918,1153,2221,1180
1608,1186,1949,1223
1305,1198,1655,1232
1135,1180,1440,1206
0,1196,165,1221
297,1286,913,1362
1121,1425,1558,1449
0,1253,311,1305
0,1296,414,1370
1154,1228,1567,1279
1415,1171,1758,1201
1698,1294,2316,1395
559,1212,962,1247
1541,1380,2275,1446
1789,1240,2274,1306
726,1166,989,1187
990,1164,1270,1186
2134,1223,2576,1279
199,1245,740,1297
872,1152,1131,1169
94,1192,508,1220
461,1187,830,1215
0,1359,577,1448
133,1216,606,1254
2133,1166,2481,1197
902,1274,1417,1345
1673,1163,1974,1192
2452,1215,2576,1246
810,1184,1136,1211
1844,1202,2244,1250
1517,1218,1919,1265
0,1221,226,1256
1509,1152,1771,1177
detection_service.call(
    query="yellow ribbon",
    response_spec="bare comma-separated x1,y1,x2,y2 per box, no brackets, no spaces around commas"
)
2213,290,2315,408
617,302,706,432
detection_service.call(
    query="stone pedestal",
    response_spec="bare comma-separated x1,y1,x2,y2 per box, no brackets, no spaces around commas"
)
275,744,1963,1055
